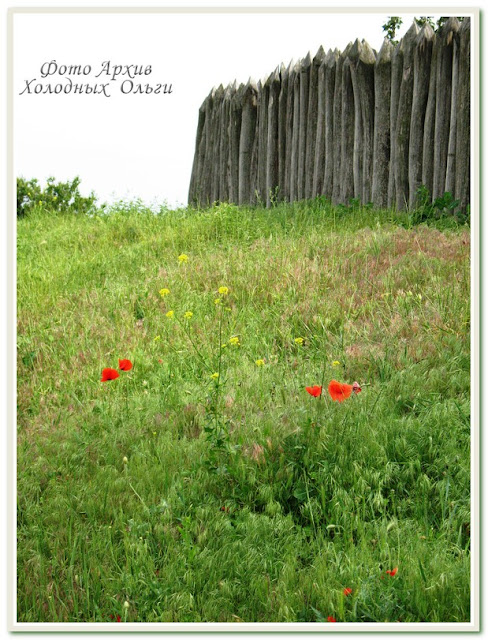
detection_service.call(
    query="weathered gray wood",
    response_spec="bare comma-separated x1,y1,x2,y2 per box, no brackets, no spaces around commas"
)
422,31,438,198
297,53,311,200
445,31,460,196
188,94,207,205
340,53,355,204
290,65,300,202
188,27,470,212
249,80,262,205
278,63,289,200
284,61,297,201
229,82,243,204
218,84,232,202
256,77,270,204
211,85,224,203
388,43,402,207
357,40,376,203
408,23,434,207
372,39,393,208
455,18,470,211
394,21,419,210
238,80,258,205
305,46,324,198
348,40,364,200
266,68,281,207
312,52,327,196
332,47,347,203
349,39,376,202
433,17,460,199
323,49,338,198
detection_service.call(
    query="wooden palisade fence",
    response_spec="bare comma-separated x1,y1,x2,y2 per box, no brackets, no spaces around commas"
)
188,18,470,211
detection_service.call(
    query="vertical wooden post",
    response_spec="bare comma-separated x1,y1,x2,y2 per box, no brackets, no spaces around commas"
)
408,23,434,207
298,53,311,200
238,80,258,206
323,49,339,199
455,18,470,212
445,30,460,196
432,17,460,199
278,62,289,200
394,21,419,210
290,63,301,202
305,46,324,199
284,61,297,201
332,46,348,204
388,42,402,208
340,46,354,204
372,39,393,208
266,67,281,206
313,51,328,197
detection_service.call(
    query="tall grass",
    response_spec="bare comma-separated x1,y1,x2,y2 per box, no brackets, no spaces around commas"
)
17,200,470,622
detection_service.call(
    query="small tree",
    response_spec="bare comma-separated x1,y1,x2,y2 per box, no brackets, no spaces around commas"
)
382,16,403,45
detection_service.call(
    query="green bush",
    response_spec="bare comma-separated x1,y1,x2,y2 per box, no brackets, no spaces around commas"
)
17,176,98,217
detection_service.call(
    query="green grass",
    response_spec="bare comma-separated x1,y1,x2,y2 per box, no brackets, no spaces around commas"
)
17,199,470,623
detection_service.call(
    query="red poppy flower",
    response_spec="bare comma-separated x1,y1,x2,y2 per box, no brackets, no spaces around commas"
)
328,380,361,402
119,359,133,371
343,587,353,596
116,615,121,622
386,567,398,577
327,616,337,622
101,368,119,382
306,385,323,397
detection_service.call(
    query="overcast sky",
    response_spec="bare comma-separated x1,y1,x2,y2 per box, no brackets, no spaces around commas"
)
14,9,449,208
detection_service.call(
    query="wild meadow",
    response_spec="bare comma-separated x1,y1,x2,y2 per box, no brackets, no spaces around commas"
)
17,198,470,623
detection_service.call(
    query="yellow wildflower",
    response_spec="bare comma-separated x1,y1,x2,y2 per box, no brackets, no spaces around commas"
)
178,253,189,263
332,360,340,367
214,298,222,305
210,372,219,379
218,286,229,296
255,359,265,367
294,337,304,345
229,336,240,346
165,310,174,318
184,311,193,319
159,288,170,297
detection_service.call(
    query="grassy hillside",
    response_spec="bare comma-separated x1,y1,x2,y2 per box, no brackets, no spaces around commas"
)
17,200,470,623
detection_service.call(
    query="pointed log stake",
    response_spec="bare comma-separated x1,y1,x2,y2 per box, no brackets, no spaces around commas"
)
278,63,289,200
229,82,243,205
298,52,311,200
388,42,402,208
266,68,281,207
305,46,324,199
188,94,207,205
455,18,470,212
332,48,346,204
372,39,393,208
313,50,328,197
284,61,296,201
409,23,434,208
249,80,262,205
290,62,301,202
433,17,460,199
394,21,419,210
340,46,354,204
323,49,339,198
445,29,460,196
238,80,258,205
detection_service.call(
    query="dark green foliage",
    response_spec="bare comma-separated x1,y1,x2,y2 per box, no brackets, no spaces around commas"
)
406,185,470,228
382,17,403,44
16,176,98,217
